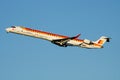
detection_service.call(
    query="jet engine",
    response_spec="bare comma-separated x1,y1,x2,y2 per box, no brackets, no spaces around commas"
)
83,39,93,44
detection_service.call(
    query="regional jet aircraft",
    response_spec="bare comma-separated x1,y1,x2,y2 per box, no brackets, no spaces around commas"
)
6,26,110,49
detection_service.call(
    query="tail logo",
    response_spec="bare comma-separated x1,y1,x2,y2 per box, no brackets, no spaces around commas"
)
98,40,104,44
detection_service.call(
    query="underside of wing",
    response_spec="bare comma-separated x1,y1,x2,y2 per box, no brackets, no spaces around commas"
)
51,34,80,47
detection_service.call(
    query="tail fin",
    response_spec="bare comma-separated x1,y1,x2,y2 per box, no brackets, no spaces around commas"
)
95,36,110,46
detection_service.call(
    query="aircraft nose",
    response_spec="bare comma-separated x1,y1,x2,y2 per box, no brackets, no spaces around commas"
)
6,28,10,32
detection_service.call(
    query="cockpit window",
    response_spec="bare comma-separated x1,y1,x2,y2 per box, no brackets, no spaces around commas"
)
11,26,16,28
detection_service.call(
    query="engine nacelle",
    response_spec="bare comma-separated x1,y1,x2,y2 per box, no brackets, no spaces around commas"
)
83,39,91,44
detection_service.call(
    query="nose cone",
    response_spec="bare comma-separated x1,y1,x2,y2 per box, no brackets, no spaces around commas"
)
6,28,10,32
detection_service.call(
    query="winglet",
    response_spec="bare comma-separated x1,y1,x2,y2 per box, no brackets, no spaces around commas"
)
75,34,81,38
71,34,81,39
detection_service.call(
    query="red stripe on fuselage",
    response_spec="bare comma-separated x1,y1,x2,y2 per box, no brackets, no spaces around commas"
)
23,27,67,38
22,27,83,42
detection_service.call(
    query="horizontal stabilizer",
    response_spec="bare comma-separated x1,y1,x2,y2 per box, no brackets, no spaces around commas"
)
106,37,111,42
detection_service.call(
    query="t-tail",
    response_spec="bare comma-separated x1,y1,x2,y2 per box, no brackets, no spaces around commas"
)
95,36,110,47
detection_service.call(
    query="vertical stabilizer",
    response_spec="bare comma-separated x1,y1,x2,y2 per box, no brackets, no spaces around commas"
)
95,36,110,46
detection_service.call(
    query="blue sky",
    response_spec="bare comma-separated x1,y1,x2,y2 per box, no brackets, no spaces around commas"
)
0,0,120,80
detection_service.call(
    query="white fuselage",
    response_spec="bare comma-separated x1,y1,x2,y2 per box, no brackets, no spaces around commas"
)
6,26,103,48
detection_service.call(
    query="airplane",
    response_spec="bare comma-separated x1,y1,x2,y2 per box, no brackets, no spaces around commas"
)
6,26,110,49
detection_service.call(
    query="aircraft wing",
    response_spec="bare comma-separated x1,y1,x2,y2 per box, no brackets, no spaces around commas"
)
51,34,80,47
